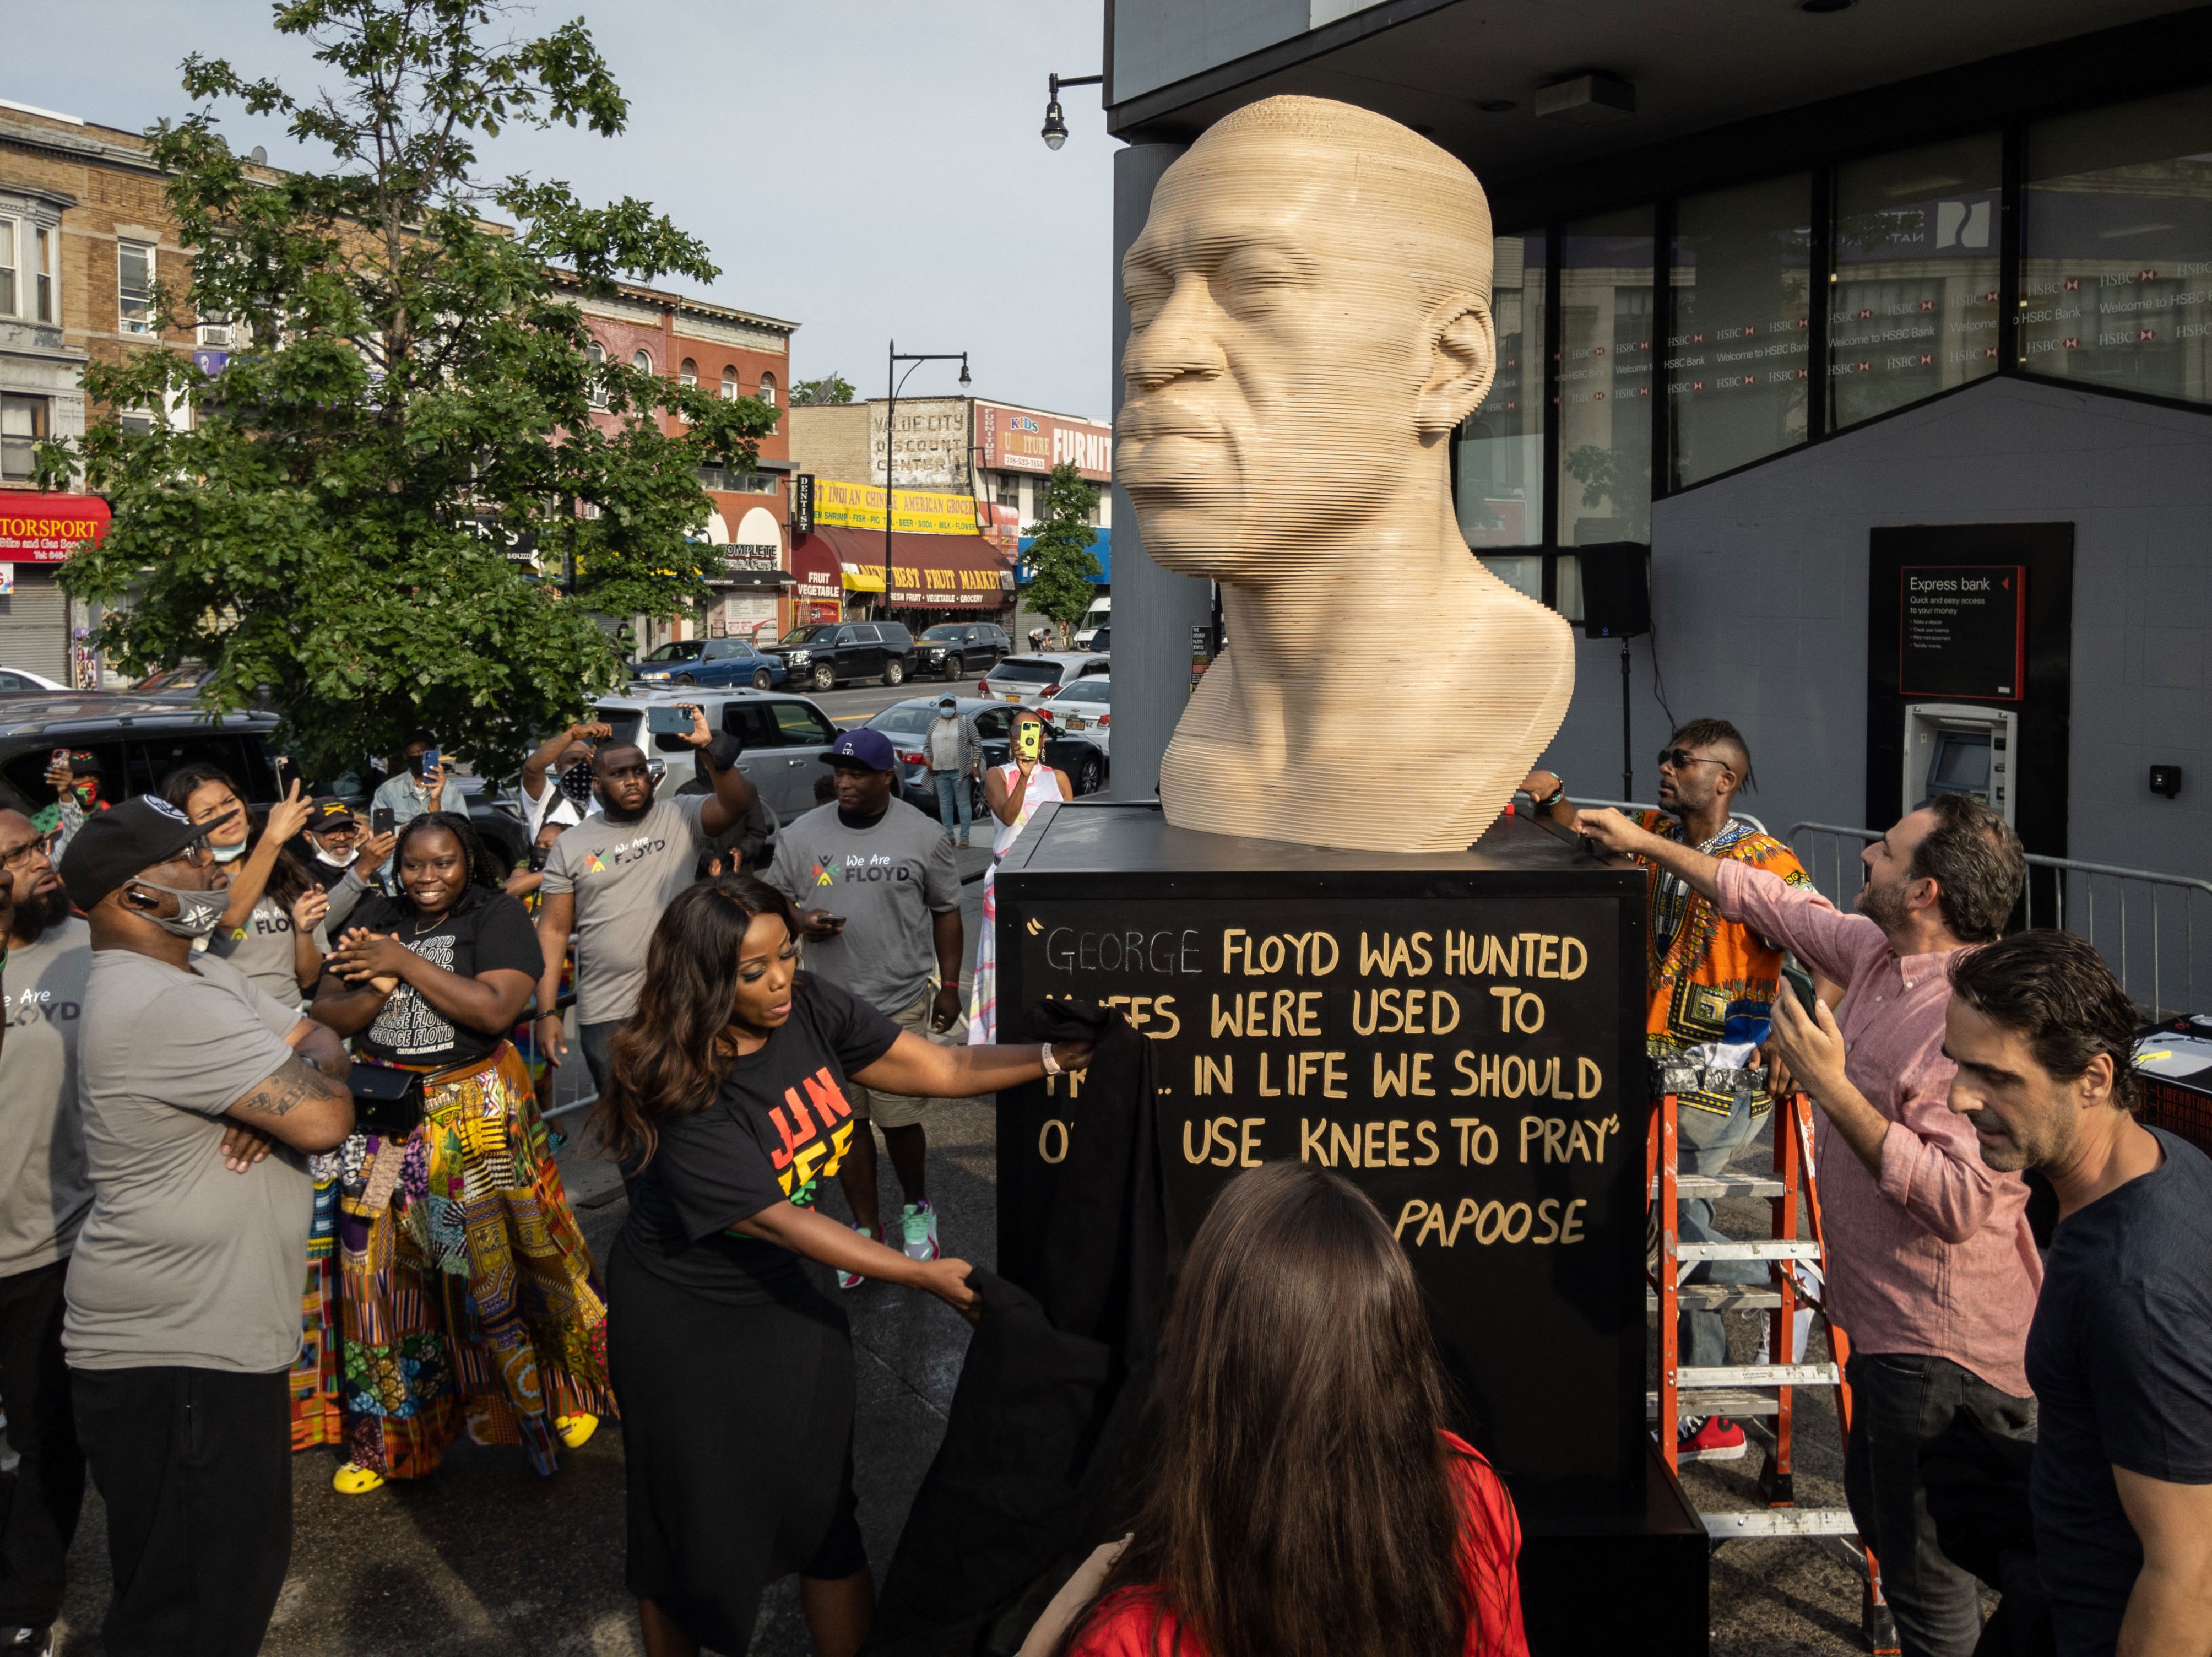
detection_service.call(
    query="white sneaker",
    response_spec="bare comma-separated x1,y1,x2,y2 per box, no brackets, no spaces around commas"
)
902,1200,940,1261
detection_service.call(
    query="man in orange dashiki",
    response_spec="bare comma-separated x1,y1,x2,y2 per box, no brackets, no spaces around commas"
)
1525,717,1814,1464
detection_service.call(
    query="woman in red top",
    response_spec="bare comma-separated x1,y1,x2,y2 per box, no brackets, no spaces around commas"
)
1029,1161,1528,1657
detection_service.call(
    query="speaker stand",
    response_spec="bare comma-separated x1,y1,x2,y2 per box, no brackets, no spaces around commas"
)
1620,637,1633,802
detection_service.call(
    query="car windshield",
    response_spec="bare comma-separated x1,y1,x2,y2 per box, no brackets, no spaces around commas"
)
989,660,1064,683
868,706,940,737
778,626,837,646
643,641,703,662
920,625,965,641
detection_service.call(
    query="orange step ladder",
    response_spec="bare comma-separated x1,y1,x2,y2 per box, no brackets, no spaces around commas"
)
1649,1090,1901,1655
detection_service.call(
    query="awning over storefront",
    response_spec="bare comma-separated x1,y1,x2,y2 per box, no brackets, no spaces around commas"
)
799,525,1014,610
0,492,110,563
1016,527,1110,586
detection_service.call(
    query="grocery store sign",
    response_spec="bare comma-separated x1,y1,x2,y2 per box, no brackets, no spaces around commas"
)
0,493,110,562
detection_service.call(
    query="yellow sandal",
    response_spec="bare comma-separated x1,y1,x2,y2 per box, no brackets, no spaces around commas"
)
555,1412,598,1450
332,1461,386,1495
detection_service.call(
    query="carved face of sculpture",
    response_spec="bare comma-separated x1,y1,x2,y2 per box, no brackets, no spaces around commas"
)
1119,99,1498,580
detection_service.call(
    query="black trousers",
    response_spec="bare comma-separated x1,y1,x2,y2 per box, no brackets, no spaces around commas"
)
1845,1351,2037,1657
71,1364,292,1657
0,1261,83,1629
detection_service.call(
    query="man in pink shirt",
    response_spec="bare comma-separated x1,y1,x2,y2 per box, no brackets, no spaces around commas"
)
1580,794,2036,1657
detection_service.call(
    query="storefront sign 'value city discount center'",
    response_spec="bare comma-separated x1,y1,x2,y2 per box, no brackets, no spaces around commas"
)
0,493,111,562
997,894,1641,1501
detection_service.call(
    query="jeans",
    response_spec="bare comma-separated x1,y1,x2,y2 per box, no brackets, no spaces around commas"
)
579,1018,626,1096
0,1261,83,1628
1844,1351,2037,1657
1674,1095,1769,1375
933,770,971,841
72,1364,292,1657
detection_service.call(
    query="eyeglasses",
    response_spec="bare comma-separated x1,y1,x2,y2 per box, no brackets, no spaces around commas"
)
1657,748,1731,772
0,831,54,870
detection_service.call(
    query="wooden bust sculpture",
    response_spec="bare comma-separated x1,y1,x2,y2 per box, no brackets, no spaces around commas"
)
1120,95,1574,853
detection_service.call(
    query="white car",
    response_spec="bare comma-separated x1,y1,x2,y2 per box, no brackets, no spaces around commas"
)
0,666,70,692
977,652,1109,707
1038,676,1112,755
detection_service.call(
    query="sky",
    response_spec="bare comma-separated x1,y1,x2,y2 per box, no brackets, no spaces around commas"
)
4,0,1117,420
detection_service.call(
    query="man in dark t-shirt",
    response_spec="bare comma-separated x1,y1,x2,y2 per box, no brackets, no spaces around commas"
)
1945,932,2212,1657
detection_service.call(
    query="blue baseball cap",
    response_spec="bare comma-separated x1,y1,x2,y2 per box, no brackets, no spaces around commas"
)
822,728,897,772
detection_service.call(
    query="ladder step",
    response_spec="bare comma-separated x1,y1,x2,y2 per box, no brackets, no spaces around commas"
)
1701,1508,1859,1539
1647,1285,1783,1311
1679,1240,1821,1263
1679,1362,1840,1389
1647,1389,1781,1418
1652,1174,1789,1199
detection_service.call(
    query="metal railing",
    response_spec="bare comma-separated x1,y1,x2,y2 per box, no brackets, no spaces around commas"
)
1789,822,2212,1019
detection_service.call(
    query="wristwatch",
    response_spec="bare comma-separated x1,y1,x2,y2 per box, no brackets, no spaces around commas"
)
1530,773,1566,808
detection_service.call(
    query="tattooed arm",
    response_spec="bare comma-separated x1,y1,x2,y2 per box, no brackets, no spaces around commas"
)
222,1053,354,1153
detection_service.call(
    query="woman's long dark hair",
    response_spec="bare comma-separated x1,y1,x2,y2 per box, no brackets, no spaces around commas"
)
1058,1162,1471,1657
162,762,314,910
594,875,803,1169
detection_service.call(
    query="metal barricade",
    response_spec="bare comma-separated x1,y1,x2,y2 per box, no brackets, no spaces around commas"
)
1788,822,2212,1020
541,1005,598,1122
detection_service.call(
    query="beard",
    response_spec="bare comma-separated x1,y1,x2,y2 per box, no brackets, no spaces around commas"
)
1857,878,1910,934
14,882,73,944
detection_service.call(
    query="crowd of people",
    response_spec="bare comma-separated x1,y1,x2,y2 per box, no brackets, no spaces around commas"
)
0,692,2198,1657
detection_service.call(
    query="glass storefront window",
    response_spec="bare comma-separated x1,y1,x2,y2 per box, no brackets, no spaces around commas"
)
2021,87,2212,403
1457,232,1545,549
1558,210,1655,544
1831,134,2003,427
1668,175,1812,488
1477,555,1543,602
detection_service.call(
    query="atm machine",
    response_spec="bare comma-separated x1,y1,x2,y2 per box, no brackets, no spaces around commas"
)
1903,702,2018,827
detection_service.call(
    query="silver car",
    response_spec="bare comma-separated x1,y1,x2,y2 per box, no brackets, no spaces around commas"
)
588,687,843,820
976,652,1110,707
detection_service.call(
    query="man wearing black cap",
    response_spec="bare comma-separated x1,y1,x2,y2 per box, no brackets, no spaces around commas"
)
765,728,964,1272
297,795,395,930
57,797,354,1657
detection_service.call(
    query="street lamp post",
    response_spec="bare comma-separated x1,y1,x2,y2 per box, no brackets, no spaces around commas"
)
884,342,970,622
1040,72,1102,150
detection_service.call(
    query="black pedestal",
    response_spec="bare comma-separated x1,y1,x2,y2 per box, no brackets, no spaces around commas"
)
993,803,1700,1654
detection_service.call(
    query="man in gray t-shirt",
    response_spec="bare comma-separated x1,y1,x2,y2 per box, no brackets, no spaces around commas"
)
766,729,963,1270
56,796,355,1657
0,808,95,1644
533,711,757,1091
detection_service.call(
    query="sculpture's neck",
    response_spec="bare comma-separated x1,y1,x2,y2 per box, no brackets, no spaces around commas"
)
1214,490,1499,762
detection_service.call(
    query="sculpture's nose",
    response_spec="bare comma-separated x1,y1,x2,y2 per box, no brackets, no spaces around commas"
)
1123,273,1228,393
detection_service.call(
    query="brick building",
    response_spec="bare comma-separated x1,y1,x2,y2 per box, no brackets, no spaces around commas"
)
563,275,802,647
0,96,212,681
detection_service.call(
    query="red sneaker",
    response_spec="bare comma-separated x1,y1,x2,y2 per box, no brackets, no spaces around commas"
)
1677,1416,1748,1463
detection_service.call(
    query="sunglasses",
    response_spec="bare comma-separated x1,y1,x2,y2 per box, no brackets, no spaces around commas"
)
1657,748,1730,771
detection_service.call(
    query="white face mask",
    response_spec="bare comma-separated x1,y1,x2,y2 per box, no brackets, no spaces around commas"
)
209,840,248,864
315,847,353,868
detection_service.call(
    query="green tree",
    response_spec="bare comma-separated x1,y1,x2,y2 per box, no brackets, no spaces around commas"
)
790,373,855,406
1023,462,1101,644
42,0,778,781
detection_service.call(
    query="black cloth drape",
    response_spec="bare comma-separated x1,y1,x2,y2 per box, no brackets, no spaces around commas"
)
868,1000,1171,1655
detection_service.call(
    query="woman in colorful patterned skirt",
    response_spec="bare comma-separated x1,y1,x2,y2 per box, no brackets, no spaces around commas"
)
310,811,614,1494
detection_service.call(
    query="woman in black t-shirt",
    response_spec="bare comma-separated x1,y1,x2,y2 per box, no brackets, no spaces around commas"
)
597,874,1092,1657
309,812,615,1498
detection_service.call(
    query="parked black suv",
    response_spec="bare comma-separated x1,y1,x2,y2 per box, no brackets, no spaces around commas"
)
761,621,917,691
0,696,532,874
915,621,1009,681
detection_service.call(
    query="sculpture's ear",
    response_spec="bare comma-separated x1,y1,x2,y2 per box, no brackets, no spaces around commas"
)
1416,295,1497,437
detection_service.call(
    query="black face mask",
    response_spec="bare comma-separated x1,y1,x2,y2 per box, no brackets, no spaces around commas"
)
528,846,551,871
557,761,595,808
